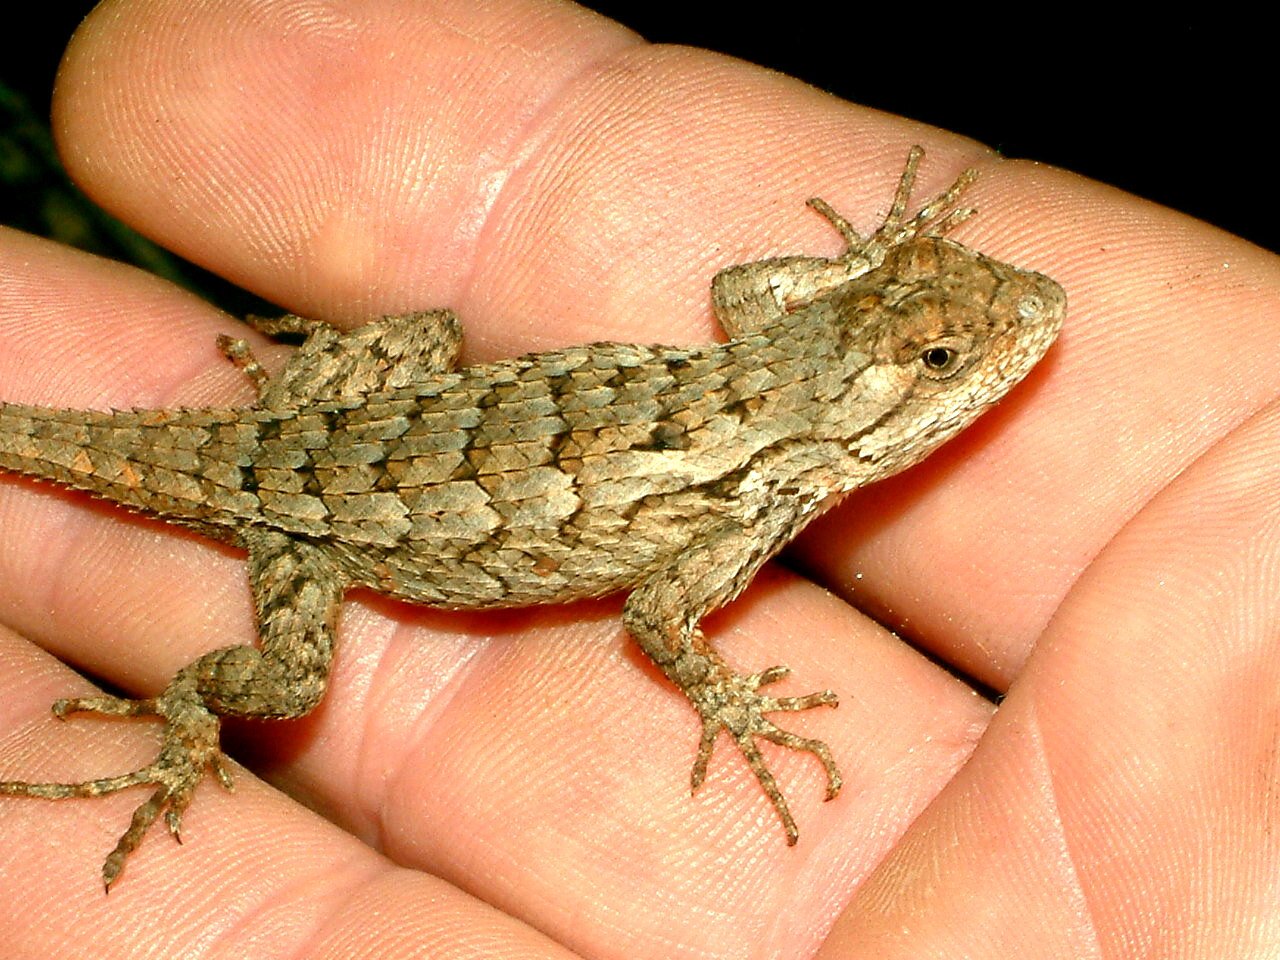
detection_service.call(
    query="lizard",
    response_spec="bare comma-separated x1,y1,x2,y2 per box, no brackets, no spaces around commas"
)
0,146,1065,888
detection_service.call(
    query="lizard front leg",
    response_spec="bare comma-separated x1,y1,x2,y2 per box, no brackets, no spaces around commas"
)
623,522,841,844
710,145,977,338
0,529,345,889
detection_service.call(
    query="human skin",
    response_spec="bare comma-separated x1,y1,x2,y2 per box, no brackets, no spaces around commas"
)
0,2,1277,958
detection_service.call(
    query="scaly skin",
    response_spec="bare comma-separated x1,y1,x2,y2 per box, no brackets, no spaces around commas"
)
0,147,1064,888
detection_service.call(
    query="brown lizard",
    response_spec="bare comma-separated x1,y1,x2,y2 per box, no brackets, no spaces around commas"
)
0,146,1064,888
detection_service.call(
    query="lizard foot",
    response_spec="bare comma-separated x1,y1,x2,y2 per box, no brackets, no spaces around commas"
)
689,665,840,843
0,678,233,890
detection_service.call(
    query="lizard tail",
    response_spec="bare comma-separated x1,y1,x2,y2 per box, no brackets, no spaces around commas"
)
0,402,258,531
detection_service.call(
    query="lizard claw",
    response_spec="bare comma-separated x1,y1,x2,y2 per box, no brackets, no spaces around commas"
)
688,665,841,843
0,679,232,890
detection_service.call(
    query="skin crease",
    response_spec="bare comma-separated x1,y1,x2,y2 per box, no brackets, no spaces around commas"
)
0,2,1276,960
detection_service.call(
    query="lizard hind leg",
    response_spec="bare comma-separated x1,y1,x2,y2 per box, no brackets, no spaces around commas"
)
219,309,464,409
0,530,345,889
0,680,234,891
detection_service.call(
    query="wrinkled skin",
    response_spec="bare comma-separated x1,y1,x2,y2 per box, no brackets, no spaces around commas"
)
0,2,1276,959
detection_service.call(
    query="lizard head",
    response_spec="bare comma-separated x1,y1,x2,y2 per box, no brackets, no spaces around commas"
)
833,235,1065,477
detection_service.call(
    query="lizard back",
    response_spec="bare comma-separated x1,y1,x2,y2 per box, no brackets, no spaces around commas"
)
0,308,862,609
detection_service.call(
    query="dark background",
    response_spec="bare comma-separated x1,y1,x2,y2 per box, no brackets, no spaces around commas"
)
1,3,1273,262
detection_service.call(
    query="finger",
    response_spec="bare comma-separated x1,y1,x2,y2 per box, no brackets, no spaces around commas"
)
68,0,1272,703
286,567,994,959
798,164,1280,690
25,0,1267,953
0,629,581,960
54,0,1002,352
0,228,261,692
0,136,987,960
7,0,1062,950
823,391,1280,955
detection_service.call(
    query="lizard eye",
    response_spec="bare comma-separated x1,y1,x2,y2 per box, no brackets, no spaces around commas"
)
918,345,964,379
915,335,975,380
922,346,957,371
